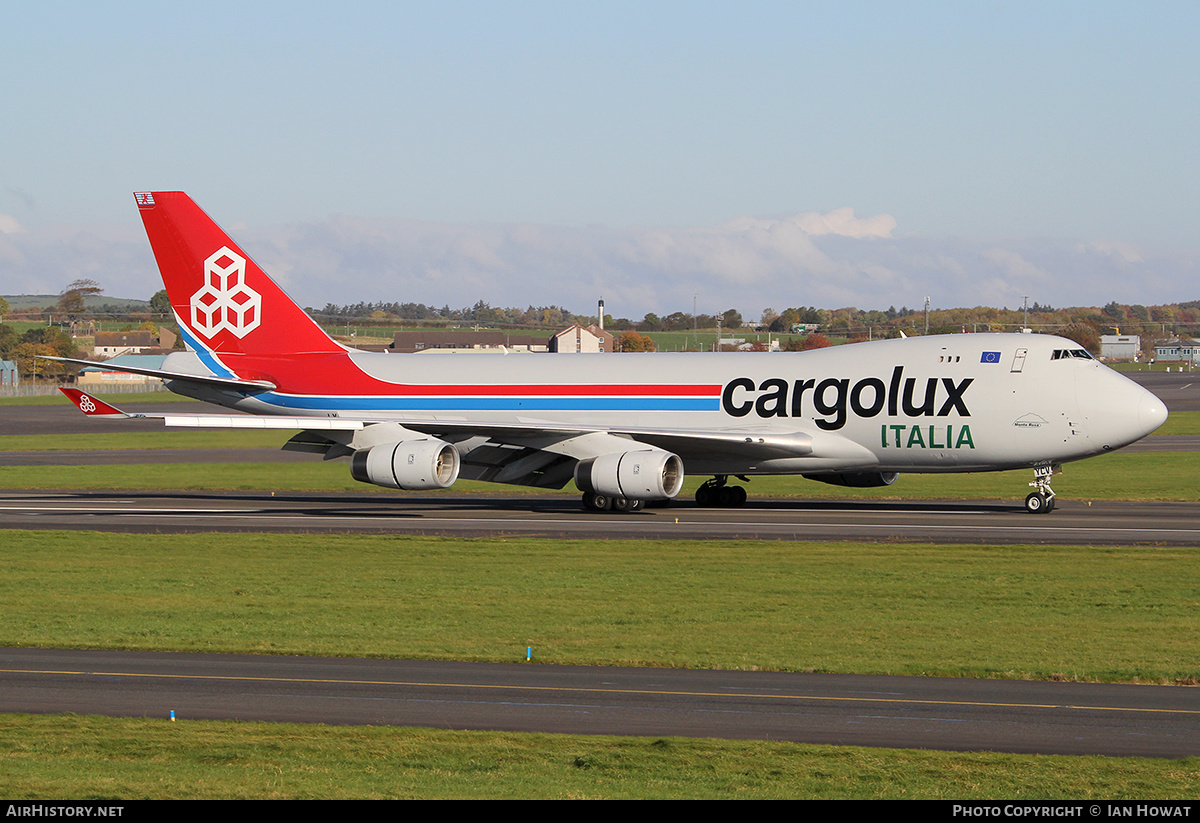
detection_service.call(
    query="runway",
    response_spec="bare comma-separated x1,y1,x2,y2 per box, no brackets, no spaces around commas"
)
2,490,1197,544
3,648,1197,758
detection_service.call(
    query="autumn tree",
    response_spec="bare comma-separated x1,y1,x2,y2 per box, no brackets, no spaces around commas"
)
1058,323,1102,356
56,279,103,317
617,330,656,352
149,289,172,317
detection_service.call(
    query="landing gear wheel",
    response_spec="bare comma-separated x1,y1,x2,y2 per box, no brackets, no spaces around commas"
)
1025,465,1060,514
696,475,748,507
718,485,747,507
582,492,646,513
582,492,613,511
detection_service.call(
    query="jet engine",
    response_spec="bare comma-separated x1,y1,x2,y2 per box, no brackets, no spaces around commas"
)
805,471,899,488
351,439,461,490
574,449,685,500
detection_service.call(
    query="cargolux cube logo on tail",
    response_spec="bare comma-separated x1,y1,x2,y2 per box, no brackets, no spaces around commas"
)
190,247,262,338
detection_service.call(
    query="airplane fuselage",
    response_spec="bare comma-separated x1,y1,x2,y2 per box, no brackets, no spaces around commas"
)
163,331,1163,478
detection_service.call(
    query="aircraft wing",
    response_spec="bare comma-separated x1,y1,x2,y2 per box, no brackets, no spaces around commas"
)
60,389,817,488
43,356,276,392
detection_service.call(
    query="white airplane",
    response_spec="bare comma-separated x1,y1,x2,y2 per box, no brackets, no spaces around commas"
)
56,191,1168,514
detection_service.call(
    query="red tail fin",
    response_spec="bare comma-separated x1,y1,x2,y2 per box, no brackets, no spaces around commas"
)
135,192,343,357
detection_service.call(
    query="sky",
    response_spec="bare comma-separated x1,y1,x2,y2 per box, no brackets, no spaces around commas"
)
1,1,1197,320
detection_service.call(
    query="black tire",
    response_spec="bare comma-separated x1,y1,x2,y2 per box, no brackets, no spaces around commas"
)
1025,492,1046,514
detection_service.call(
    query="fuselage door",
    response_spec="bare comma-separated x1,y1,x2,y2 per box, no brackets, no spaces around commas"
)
1011,348,1028,373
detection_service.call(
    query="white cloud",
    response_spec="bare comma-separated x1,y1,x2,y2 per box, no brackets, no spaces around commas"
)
0,213,24,234
1,210,1196,320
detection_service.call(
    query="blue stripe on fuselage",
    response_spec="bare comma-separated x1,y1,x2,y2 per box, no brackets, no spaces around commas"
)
257,392,719,412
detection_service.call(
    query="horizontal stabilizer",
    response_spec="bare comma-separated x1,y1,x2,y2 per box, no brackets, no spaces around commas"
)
59,388,129,418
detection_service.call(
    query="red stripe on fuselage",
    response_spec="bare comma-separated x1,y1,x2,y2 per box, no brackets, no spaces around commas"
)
210,351,719,398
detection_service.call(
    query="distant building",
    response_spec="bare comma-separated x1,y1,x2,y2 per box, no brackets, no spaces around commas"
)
1100,335,1140,360
1154,338,1200,362
391,325,616,354
0,359,18,387
78,354,167,388
390,330,548,354
93,328,177,358
548,324,614,354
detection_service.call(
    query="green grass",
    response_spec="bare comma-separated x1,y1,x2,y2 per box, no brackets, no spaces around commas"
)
0,429,292,451
2,715,1195,799
1,450,1195,502
4,531,1198,683
1155,410,1200,435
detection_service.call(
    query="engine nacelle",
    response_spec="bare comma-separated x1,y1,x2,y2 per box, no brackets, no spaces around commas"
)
804,471,899,488
574,449,685,500
351,439,461,490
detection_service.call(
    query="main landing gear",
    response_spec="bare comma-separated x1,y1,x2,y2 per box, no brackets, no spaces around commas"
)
581,493,645,513
695,475,749,507
1024,464,1060,514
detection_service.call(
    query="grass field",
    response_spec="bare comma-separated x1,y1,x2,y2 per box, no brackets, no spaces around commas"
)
4,530,1200,799
6,531,1198,682
4,715,1196,800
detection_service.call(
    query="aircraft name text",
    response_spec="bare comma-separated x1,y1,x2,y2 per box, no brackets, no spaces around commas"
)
722,366,974,431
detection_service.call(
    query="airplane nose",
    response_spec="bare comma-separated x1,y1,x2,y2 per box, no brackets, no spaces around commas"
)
1138,390,1168,437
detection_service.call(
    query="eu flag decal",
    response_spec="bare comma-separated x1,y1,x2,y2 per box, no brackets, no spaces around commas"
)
980,351,1001,364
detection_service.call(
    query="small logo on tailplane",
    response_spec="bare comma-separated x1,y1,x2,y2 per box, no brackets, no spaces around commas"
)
190,247,262,339
134,192,155,206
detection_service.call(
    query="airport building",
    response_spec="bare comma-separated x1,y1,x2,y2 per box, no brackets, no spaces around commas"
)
0,359,18,387
1100,334,1140,360
1154,337,1200,363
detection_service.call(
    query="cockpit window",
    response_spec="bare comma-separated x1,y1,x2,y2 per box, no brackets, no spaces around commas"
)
1051,349,1094,361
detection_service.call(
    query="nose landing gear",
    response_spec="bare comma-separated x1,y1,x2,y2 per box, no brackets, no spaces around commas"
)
1025,464,1060,513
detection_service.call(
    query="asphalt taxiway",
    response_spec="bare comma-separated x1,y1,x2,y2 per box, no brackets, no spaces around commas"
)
2,490,1197,545
3,648,1198,758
